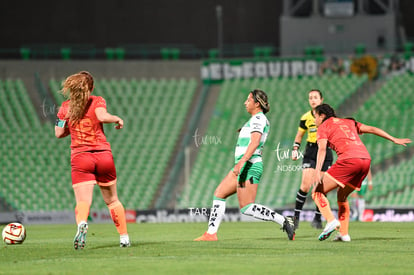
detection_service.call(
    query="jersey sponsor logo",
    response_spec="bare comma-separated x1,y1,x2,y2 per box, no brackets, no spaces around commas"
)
252,122,262,130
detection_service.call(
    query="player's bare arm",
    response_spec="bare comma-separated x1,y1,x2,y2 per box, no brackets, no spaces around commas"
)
359,124,411,146
292,130,305,160
55,119,70,138
95,107,123,129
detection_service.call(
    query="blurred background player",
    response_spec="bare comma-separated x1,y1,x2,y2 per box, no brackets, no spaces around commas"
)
55,71,130,249
194,90,295,241
291,89,333,229
312,104,411,242
351,168,373,221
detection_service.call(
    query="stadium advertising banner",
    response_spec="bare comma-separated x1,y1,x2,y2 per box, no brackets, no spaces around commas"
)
201,59,321,82
2,208,414,224
132,208,414,223
201,56,414,83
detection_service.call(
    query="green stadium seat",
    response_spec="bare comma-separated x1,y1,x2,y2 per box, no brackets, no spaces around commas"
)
160,48,181,60
61,47,71,60
20,47,31,60
354,43,366,56
161,48,170,60
403,42,413,53
170,48,180,60
208,48,219,59
105,48,115,60
115,48,125,60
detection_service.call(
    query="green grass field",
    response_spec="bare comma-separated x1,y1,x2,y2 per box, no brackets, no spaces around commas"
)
1,222,413,274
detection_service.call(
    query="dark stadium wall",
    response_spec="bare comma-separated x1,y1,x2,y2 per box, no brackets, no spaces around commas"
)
1,0,282,49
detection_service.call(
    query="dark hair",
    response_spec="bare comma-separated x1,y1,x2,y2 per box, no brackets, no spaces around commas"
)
314,103,336,122
309,89,323,99
251,89,270,114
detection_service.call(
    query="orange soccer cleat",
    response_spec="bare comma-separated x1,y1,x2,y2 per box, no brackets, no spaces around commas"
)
194,232,218,241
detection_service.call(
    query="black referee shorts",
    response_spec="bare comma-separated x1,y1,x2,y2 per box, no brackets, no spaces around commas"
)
302,142,333,171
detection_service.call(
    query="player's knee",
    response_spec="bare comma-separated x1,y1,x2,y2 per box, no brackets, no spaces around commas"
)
300,177,313,192
300,183,311,192
105,198,120,207
311,192,322,201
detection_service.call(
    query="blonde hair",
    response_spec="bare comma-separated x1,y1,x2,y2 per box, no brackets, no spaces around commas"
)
60,71,94,124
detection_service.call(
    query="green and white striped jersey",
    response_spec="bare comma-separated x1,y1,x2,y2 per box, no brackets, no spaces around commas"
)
234,112,270,164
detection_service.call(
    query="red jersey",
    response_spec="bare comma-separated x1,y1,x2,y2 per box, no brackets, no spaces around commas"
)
57,95,111,155
317,117,370,161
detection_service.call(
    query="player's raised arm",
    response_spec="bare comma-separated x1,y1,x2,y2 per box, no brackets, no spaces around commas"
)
359,124,411,146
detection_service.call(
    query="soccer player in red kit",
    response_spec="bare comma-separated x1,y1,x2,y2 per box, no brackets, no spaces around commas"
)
311,104,411,241
55,71,130,249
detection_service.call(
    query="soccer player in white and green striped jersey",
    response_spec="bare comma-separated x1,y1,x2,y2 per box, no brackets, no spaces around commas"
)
194,90,295,241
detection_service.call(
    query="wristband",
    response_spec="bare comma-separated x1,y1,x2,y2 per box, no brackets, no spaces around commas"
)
55,118,67,128
293,142,301,149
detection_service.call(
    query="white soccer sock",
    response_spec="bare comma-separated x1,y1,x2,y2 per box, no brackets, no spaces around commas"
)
357,198,365,221
206,197,226,234
241,203,285,225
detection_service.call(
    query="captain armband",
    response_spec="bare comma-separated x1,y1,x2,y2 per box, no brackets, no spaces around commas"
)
55,118,67,128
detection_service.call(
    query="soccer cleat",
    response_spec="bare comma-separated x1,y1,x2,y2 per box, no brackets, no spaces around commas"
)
311,218,323,229
282,216,296,240
120,236,131,247
333,234,351,242
318,219,340,241
194,232,218,241
74,222,88,250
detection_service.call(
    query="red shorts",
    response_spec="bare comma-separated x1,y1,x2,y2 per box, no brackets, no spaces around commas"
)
71,150,117,185
326,158,371,191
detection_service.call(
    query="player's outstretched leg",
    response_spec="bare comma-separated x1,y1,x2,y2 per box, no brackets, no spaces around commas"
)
241,203,295,240
282,216,296,240
74,221,88,250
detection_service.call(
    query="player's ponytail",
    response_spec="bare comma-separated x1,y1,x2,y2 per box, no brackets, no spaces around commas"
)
60,71,94,125
251,89,270,114
315,103,336,122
